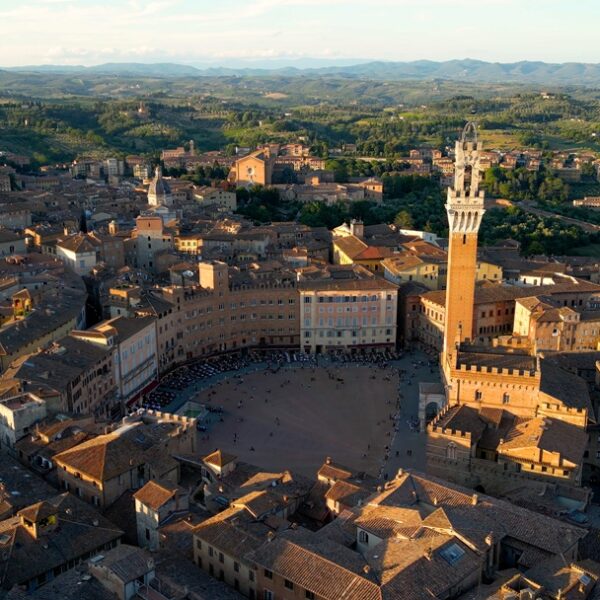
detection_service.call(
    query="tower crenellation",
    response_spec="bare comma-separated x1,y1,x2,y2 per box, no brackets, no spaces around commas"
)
445,122,486,235
443,122,486,363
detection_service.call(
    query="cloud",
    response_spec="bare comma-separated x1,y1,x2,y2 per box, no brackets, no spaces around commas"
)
0,0,598,66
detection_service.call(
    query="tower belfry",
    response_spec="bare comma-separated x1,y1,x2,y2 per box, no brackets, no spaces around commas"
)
442,122,485,365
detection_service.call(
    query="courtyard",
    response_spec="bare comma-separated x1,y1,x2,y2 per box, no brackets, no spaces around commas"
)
191,351,440,478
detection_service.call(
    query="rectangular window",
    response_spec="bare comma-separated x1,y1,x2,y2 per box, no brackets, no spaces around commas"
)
285,580,294,590
234,562,239,573
264,569,273,579
306,592,315,600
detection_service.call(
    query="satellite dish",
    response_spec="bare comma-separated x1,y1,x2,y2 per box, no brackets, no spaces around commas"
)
183,270,194,278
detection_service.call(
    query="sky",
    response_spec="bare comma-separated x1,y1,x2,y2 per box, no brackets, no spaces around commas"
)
0,0,599,67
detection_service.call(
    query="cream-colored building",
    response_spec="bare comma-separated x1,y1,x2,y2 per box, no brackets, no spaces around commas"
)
230,149,274,186
109,261,301,373
0,392,47,454
194,186,237,212
298,265,398,353
56,233,100,276
514,294,600,353
71,316,158,407
4,335,117,418
134,479,189,551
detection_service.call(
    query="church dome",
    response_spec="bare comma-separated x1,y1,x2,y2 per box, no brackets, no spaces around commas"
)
148,166,171,206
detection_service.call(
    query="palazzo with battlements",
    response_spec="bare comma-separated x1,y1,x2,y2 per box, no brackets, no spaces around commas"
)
426,124,595,497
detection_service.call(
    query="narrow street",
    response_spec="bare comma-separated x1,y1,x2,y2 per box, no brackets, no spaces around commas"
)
381,350,441,479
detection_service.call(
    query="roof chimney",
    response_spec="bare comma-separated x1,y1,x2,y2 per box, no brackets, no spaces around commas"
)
350,219,364,239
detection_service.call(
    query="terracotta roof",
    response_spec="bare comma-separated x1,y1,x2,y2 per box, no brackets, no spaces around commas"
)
456,349,536,373
0,493,122,591
247,528,381,600
433,405,487,443
57,233,101,254
333,236,369,259
203,449,237,468
90,544,153,583
382,255,427,274
317,460,353,481
539,357,592,412
423,279,600,308
498,417,588,464
232,490,284,518
368,533,482,599
193,506,270,558
133,480,179,511
325,480,372,509
369,471,587,557
353,246,392,261
54,422,180,482
16,500,56,523
298,278,398,292
355,505,423,539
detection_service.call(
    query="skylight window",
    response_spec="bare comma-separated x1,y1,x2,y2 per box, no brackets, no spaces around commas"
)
439,543,465,566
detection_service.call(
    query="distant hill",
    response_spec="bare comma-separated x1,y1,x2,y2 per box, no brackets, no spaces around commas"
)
6,59,600,85
6,62,204,77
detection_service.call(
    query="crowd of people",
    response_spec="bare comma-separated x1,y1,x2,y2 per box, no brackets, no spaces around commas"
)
143,348,404,411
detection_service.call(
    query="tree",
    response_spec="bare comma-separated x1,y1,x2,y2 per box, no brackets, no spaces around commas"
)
394,210,414,229
525,241,545,256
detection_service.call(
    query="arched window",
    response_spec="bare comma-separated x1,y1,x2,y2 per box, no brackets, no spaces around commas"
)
446,442,457,460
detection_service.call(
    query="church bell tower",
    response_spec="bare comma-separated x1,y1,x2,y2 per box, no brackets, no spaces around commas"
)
442,122,485,365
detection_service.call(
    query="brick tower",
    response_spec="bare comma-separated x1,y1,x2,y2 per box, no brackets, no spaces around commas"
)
442,122,485,366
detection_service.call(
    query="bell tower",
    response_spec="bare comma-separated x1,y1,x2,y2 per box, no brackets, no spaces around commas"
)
442,122,485,365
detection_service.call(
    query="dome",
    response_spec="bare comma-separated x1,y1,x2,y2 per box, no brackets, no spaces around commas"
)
148,166,172,206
